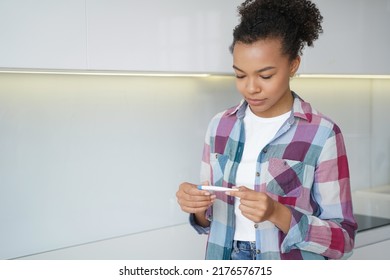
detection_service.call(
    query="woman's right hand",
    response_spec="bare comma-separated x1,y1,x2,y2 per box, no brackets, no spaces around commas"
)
176,182,215,214
176,182,215,228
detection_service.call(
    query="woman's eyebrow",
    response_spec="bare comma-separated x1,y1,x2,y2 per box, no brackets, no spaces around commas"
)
232,65,276,73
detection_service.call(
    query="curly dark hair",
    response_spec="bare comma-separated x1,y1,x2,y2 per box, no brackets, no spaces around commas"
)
230,0,323,60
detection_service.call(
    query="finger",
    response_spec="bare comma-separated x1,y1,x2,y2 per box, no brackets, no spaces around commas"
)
239,201,264,215
226,187,259,200
177,188,216,204
239,198,261,209
225,185,245,196
237,201,267,223
180,204,211,214
179,182,212,197
181,198,214,208
178,197,214,214
180,187,216,200
187,187,212,196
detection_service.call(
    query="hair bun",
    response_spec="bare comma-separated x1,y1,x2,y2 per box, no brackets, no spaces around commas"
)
233,0,323,57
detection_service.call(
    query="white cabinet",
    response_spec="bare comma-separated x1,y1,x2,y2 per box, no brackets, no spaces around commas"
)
299,0,390,75
86,0,241,73
350,225,390,260
350,239,390,260
2,0,389,74
0,0,86,69
0,0,241,73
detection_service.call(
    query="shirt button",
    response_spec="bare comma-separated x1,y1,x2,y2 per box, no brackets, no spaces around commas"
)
215,154,218,159
256,249,261,254
254,223,259,228
262,148,268,153
256,172,260,177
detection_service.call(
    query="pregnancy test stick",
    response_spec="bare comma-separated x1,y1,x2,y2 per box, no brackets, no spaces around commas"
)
197,185,238,192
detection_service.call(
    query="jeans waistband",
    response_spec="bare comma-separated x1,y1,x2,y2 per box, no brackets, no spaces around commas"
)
233,240,256,251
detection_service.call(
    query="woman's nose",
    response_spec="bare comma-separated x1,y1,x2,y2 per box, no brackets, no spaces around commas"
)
246,77,261,94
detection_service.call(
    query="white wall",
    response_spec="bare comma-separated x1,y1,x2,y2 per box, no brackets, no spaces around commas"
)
371,80,390,187
0,73,240,259
0,73,389,259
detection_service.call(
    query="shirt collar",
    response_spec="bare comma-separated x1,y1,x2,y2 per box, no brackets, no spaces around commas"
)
227,99,246,118
228,92,313,122
291,91,313,122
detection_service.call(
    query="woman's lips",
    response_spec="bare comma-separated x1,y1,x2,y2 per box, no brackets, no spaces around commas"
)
247,98,267,106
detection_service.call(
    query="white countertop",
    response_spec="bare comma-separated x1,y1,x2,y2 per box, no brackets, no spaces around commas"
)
352,185,390,248
353,185,390,219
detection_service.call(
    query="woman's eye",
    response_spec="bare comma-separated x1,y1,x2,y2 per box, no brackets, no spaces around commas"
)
234,74,273,79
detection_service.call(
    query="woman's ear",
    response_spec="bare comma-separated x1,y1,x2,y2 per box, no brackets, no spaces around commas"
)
290,56,301,77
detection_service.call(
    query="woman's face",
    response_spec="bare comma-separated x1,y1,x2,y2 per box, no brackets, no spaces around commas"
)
232,39,300,118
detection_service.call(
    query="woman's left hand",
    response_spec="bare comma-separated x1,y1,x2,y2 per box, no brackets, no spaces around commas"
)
227,186,276,223
227,186,292,233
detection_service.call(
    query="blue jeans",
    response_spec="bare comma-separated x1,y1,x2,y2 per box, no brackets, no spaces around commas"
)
230,240,257,260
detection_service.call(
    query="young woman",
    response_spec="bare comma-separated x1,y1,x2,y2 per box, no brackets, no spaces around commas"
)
176,0,357,260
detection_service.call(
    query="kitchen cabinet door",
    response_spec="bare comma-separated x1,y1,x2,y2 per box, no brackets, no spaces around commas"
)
299,0,390,75
5,0,387,75
0,0,86,70
86,0,242,73
349,238,390,260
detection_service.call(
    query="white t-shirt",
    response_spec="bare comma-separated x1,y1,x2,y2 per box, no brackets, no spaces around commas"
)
234,106,290,241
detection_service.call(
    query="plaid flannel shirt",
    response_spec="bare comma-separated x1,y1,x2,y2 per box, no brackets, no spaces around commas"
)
191,92,357,260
